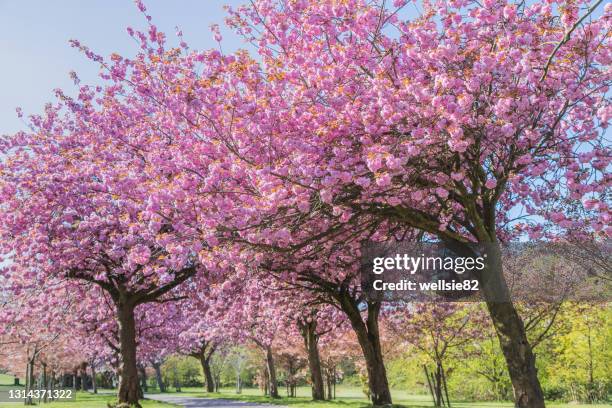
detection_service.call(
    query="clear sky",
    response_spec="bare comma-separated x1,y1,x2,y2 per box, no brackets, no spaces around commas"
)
0,0,248,135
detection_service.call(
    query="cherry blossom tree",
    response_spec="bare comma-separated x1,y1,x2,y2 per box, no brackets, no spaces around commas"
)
0,277,89,404
178,316,223,393
0,36,219,402
199,1,610,406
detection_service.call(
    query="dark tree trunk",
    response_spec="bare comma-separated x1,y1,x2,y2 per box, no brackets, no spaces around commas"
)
42,363,48,403
152,362,165,392
299,319,325,400
91,364,97,394
138,364,148,392
435,364,442,407
337,293,392,405
265,346,279,398
25,360,34,405
80,363,88,392
486,300,545,408
481,247,545,408
117,302,143,407
199,356,215,393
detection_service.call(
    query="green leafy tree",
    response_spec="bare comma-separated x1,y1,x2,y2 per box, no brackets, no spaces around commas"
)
549,305,612,403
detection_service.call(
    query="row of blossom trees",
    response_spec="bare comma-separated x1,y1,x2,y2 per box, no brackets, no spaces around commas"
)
0,0,609,407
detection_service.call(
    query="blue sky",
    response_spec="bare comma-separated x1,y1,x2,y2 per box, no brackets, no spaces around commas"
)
0,1,248,135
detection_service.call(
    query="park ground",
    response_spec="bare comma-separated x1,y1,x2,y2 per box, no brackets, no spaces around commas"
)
1,374,610,408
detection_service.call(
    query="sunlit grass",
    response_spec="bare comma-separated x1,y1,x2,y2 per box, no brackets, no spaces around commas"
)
146,385,612,408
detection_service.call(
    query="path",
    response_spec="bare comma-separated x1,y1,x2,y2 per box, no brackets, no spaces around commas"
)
145,394,287,408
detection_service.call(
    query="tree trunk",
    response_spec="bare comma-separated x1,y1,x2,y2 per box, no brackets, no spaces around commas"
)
152,362,165,392
91,364,97,394
117,302,143,407
138,364,148,393
337,293,392,405
262,366,269,396
80,364,88,392
435,365,442,406
486,300,545,408
42,363,48,403
25,360,34,406
300,320,325,400
441,363,451,408
199,356,215,393
265,346,279,398
482,247,545,408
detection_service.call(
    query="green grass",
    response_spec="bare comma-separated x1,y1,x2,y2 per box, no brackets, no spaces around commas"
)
0,374,19,386
0,381,607,407
0,373,23,397
146,385,612,408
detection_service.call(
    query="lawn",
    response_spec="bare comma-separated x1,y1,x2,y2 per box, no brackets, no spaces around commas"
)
146,385,612,408
0,374,609,408
0,375,19,387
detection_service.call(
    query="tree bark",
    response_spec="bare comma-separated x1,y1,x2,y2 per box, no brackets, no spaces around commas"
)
199,356,215,393
91,364,97,394
481,247,545,408
299,320,325,400
262,366,269,396
80,363,88,392
138,364,148,392
151,362,165,392
42,363,48,403
337,293,392,405
117,302,143,407
265,346,279,398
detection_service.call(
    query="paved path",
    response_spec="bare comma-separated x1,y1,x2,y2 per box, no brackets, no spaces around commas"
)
145,394,287,408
